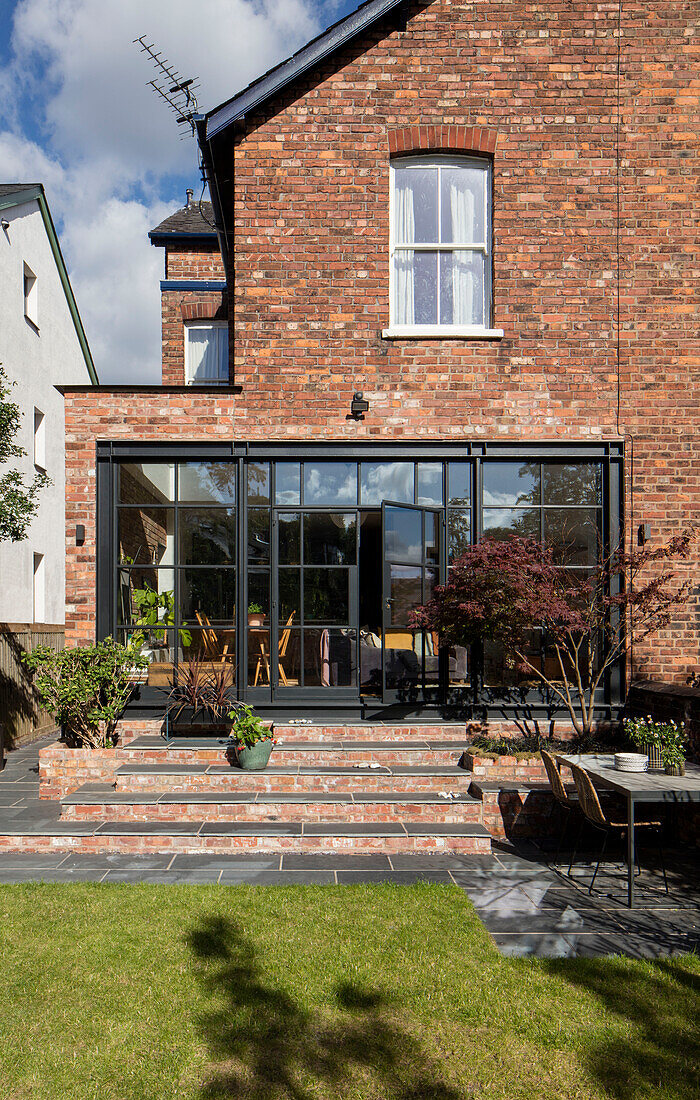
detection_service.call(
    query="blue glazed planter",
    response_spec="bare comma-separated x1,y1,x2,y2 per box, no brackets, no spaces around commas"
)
227,739,274,771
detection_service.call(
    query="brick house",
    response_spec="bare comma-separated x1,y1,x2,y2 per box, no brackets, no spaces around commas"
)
62,0,699,731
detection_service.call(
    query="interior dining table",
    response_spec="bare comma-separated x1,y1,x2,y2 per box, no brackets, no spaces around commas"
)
556,753,700,908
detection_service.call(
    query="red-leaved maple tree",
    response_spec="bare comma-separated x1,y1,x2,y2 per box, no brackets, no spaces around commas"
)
411,533,695,735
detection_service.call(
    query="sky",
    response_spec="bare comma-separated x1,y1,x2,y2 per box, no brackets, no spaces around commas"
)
0,0,357,383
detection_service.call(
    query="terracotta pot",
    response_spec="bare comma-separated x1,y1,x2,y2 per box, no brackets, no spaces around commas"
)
248,613,265,628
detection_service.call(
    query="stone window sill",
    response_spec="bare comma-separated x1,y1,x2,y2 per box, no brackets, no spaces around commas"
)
381,326,504,341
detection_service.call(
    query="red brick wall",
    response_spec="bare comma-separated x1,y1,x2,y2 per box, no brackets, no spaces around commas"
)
161,288,227,385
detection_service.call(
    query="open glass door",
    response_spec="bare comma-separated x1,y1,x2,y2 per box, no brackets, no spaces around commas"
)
381,502,443,703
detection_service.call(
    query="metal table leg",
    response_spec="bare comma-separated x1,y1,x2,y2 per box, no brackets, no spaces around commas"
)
627,794,635,908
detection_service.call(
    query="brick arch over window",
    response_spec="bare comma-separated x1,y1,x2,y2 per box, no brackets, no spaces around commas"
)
387,125,497,157
181,297,227,323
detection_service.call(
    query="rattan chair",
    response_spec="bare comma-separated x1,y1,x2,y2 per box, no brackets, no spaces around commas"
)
569,763,668,896
540,749,579,867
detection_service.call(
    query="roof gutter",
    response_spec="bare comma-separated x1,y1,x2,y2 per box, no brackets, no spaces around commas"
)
196,118,230,273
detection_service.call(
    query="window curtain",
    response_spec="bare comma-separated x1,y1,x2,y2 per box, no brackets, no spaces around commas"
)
449,180,476,325
187,327,226,383
394,178,415,324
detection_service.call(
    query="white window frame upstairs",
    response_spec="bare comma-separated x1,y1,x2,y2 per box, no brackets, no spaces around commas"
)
23,262,38,328
384,155,502,339
184,322,229,385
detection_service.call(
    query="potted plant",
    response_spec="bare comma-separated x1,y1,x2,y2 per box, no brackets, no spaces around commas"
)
624,715,679,771
247,602,265,628
660,722,688,777
165,657,235,731
225,703,274,770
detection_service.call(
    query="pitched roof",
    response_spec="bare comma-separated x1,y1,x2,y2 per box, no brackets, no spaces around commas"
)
204,0,408,138
149,201,217,240
0,183,97,383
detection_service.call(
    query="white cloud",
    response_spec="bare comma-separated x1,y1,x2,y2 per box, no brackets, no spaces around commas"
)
0,0,324,382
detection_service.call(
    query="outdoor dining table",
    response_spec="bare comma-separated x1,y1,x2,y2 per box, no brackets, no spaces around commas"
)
556,753,700,908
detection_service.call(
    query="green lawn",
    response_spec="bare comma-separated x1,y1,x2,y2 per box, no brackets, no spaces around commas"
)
0,883,697,1099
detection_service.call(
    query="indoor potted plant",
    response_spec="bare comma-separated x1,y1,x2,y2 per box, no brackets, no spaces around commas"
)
247,602,265,628
225,703,274,770
660,722,688,777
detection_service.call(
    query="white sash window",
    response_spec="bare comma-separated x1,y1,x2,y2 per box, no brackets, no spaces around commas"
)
185,323,229,384
389,156,495,336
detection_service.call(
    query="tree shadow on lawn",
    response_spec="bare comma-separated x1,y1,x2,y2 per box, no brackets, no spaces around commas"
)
544,954,700,1100
186,914,464,1100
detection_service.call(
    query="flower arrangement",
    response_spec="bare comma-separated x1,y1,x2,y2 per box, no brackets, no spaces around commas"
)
624,715,687,773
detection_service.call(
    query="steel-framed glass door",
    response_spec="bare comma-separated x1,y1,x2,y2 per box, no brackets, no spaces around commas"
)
381,502,444,703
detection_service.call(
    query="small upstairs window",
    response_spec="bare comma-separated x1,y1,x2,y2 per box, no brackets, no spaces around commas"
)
33,408,46,471
185,323,228,384
24,262,38,328
388,156,497,337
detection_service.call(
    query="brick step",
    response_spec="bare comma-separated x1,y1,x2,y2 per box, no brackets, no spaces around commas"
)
122,737,467,768
0,821,492,855
61,784,483,823
115,763,472,795
274,724,467,743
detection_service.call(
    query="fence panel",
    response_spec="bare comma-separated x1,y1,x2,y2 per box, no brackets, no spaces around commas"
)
0,624,64,750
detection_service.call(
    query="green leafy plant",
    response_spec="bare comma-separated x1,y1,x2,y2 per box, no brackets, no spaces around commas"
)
247,602,263,614
0,364,50,542
227,703,273,748
624,715,681,753
22,637,148,748
132,583,192,647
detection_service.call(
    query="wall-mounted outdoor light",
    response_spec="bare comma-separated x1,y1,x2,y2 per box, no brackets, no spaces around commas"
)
638,523,651,546
75,524,85,546
348,391,369,421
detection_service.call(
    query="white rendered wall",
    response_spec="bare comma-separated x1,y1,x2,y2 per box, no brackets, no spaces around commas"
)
0,199,93,624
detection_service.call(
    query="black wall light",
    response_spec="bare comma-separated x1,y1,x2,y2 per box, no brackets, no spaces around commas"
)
348,391,369,421
76,525,85,546
638,523,651,546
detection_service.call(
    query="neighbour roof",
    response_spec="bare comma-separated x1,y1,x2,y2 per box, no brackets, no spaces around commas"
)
204,0,409,138
149,201,217,240
0,183,98,383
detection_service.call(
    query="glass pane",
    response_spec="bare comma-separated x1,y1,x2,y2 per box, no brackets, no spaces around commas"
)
389,564,422,625
303,462,357,506
448,644,470,689
304,513,357,565
118,508,174,566
248,509,270,564
248,627,271,687
483,462,540,506
278,628,301,687
304,629,357,688
440,165,485,243
418,628,440,687
360,462,414,506
424,566,438,603
417,463,443,506
247,462,270,504
247,570,270,620
179,508,236,566
178,462,236,504
117,568,175,629
383,623,421,691
185,627,236,668
118,628,176,689
424,512,439,567
179,569,235,627
440,250,485,326
118,463,174,504
304,568,350,625
544,508,600,566
543,463,603,506
484,633,541,687
448,510,471,563
275,462,301,506
278,513,301,564
384,506,422,563
278,570,300,626
413,250,438,324
482,508,540,541
448,463,471,506
395,166,438,244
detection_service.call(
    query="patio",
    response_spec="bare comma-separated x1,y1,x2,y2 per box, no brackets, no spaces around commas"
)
0,739,697,959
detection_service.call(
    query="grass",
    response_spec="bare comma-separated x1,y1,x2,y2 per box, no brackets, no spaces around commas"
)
0,883,697,1099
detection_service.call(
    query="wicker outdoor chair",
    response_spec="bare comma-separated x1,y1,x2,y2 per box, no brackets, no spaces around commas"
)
569,763,668,896
540,748,580,868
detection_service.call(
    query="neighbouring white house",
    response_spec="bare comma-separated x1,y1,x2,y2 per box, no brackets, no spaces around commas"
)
0,183,97,628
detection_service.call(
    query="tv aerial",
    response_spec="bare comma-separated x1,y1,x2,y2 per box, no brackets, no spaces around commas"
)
134,35,203,139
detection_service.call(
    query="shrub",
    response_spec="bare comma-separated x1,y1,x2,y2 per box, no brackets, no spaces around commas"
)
22,637,148,748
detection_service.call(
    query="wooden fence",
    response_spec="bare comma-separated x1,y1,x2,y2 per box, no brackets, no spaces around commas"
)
0,624,63,750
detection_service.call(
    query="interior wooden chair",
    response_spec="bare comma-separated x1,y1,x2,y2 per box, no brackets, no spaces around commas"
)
569,763,668,896
253,611,296,686
195,611,234,664
540,749,579,868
